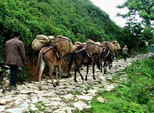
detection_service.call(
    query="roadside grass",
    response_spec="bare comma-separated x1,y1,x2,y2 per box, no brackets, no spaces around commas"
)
89,55,154,113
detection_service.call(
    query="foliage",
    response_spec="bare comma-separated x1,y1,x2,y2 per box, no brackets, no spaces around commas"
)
117,0,154,27
121,24,149,54
91,55,154,113
117,0,154,48
0,0,123,59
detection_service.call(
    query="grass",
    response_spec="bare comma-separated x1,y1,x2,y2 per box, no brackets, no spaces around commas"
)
81,55,154,113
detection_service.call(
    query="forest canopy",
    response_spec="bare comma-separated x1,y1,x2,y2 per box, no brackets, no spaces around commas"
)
0,0,123,55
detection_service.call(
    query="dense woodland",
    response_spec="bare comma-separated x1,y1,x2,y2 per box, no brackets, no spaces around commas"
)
0,0,153,60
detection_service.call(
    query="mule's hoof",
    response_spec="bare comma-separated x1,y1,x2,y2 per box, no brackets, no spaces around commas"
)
85,78,87,81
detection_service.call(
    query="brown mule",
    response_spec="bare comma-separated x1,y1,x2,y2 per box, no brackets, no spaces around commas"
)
35,46,64,89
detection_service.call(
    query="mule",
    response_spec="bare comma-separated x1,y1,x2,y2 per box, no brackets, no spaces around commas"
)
68,48,101,82
101,46,114,74
35,46,64,89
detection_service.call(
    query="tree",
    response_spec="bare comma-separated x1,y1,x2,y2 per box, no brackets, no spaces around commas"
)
117,0,154,48
117,0,154,27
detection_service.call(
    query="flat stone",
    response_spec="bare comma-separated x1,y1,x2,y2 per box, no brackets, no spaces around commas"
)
73,101,91,111
0,106,5,112
97,97,105,103
4,107,27,113
29,104,38,111
88,89,97,96
61,94,74,100
105,84,115,91
76,95,93,101
53,107,74,113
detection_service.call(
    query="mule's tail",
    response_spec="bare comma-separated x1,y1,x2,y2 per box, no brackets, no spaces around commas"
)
68,52,75,77
34,50,45,81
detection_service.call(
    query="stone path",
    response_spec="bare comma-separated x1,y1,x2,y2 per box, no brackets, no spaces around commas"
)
0,53,153,113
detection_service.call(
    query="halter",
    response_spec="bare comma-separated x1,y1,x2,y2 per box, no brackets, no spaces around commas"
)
102,46,110,58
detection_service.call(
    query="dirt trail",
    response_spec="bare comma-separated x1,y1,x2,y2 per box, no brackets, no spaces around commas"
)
0,53,153,113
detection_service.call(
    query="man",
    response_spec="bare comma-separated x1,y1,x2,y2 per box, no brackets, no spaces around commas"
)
122,45,128,61
5,32,27,90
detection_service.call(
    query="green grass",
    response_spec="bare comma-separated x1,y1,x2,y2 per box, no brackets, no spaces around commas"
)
88,55,154,113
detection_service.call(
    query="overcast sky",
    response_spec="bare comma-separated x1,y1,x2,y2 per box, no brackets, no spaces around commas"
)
90,0,128,27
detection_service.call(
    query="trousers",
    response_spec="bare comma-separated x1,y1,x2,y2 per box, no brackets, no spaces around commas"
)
9,65,18,86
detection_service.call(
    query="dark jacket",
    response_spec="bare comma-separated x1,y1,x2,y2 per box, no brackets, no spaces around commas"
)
5,37,26,66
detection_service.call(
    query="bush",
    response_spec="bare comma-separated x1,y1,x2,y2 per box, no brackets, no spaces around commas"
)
91,55,154,113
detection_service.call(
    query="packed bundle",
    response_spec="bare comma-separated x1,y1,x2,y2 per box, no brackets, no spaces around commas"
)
102,41,117,55
112,41,121,50
53,35,77,56
32,35,77,56
74,42,86,48
84,39,102,55
32,35,55,51
95,42,102,47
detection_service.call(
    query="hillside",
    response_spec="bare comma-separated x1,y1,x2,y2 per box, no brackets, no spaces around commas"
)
0,0,123,57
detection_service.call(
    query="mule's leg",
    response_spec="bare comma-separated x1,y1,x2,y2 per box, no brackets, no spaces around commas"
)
103,60,107,74
56,65,62,86
49,65,56,87
74,66,78,82
39,59,45,90
55,67,59,86
77,66,84,81
92,64,96,80
85,65,89,81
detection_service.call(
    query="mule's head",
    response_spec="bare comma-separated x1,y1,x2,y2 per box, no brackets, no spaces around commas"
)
101,45,107,58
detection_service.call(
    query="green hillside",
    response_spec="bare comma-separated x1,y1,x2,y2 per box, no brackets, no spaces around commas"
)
0,0,123,57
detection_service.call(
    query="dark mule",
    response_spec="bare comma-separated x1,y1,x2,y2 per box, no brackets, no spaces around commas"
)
101,46,114,74
35,46,64,89
68,48,101,82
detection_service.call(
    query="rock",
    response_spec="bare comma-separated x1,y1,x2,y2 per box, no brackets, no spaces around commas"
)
29,104,38,111
105,84,115,91
76,95,93,101
61,94,74,100
31,95,39,104
73,101,91,111
97,97,105,103
53,107,74,113
50,97,62,102
88,89,97,96
20,89,34,94
0,98,13,105
17,101,29,111
0,106,5,112
4,107,27,113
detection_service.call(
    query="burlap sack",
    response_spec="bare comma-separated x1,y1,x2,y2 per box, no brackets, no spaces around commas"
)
86,39,95,44
53,35,76,56
112,41,121,50
84,40,101,56
95,42,102,46
102,41,117,53
32,35,55,51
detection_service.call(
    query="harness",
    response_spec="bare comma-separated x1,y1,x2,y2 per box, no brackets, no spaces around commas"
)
75,48,91,59
43,46,60,60
102,47,110,58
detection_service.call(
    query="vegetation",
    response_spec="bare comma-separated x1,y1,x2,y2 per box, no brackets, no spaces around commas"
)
117,0,154,27
90,55,154,113
117,0,154,47
0,0,123,60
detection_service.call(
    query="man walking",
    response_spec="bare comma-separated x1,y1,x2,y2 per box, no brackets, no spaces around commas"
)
5,32,27,90
122,45,128,61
